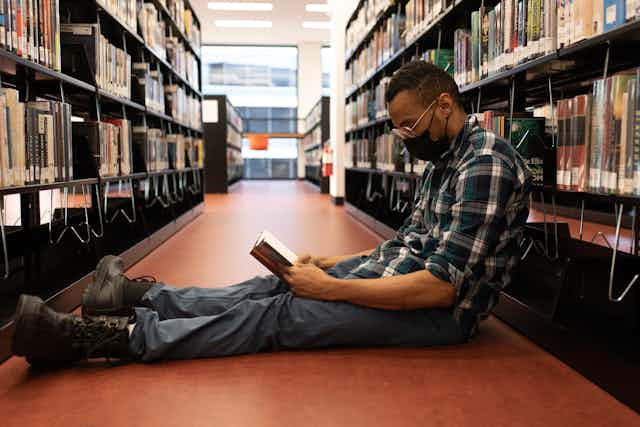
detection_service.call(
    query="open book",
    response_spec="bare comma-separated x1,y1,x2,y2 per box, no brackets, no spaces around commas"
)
250,231,298,277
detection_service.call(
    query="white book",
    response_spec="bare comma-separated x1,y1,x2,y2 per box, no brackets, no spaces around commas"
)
250,230,299,277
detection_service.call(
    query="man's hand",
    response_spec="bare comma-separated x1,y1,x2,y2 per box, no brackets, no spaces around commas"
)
296,253,332,270
282,263,339,301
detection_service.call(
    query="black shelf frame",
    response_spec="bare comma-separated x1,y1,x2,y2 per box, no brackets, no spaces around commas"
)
204,95,244,193
345,5,640,102
346,0,469,100
344,0,640,413
302,96,330,194
148,0,201,59
96,0,202,98
0,179,100,196
0,1,205,364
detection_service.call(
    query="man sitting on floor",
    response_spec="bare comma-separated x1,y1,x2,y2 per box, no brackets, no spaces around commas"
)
12,61,532,365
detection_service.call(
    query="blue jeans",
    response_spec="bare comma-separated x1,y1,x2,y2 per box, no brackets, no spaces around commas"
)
128,257,466,362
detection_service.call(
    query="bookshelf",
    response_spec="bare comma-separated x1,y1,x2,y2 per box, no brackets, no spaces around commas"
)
203,95,244,193
302,96,330,193
0,0,204,363
343,0,640,412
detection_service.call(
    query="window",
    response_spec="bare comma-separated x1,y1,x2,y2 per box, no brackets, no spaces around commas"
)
202,45,298,133
321,46,333,96
202,45,300,179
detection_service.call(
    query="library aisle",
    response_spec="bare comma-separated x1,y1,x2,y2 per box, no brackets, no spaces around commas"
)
0,181,638,427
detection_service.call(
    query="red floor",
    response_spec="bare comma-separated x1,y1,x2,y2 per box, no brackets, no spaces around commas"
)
0,180,638,426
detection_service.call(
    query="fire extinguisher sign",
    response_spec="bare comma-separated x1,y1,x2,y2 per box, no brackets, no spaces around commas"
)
322,144,333,177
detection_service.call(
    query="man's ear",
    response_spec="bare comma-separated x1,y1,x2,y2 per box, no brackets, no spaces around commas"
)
437,93,454,116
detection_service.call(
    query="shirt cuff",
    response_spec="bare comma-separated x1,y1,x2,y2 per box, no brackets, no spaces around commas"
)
425,254,466,297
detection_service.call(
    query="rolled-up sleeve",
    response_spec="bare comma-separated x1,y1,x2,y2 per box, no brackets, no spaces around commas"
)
424,154,516,300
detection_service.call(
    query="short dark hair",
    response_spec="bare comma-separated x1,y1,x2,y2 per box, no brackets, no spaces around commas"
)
385,60,462,107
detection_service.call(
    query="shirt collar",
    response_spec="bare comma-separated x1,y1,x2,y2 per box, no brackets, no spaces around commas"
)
433,115,479,165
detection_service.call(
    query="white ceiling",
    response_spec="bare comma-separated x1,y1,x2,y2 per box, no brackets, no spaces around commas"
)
190,0,332,45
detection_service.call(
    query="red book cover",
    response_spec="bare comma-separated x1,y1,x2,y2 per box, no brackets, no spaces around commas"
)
15,0,22,56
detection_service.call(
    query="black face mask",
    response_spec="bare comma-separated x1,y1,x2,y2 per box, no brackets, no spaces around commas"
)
403,113,450,163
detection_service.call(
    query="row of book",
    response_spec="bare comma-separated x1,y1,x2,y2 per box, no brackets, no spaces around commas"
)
557,0,640,48
350,138,371,169
347,49,452,129
133,63,165,114
472,111,546,186
304,100,323,133
557,69,640,196
454,0,640,87
302,126,322,151
184,7,200,55
346,11,404,93
132,126,203,173
226,100,243,132
346,76,394,131
0,94,203,189
168,0,185,33
345,0,458,92
96,31,131,99
227,124,242,150
60,24,132,99
97,0,137,33
0,0,62,71
305,146,321,167
404,0,453,44
375,133,404,172
227,146,243,182
0,91,73,186
134,127,167,173
424,49,454,77
167,37,200,88
167,0,201,53
74,119,133,178
139,2,167,61
165,85,201,129
345,0,392,58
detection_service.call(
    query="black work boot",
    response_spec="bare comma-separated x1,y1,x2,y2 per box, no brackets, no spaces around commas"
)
82,255,156,317
12,295,132,367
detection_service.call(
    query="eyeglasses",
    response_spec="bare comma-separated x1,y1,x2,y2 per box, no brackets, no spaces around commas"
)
391,100,436,140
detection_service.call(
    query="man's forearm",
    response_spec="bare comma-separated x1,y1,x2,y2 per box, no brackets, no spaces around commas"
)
325,270,456,310
320,248,375,269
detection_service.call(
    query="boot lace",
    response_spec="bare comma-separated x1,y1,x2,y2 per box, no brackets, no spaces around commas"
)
71,317,126,365
131,275,157,283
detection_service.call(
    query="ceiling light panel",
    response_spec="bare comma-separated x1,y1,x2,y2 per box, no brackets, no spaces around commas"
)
208,2,273,11
305,4,329,13
215,20,273,28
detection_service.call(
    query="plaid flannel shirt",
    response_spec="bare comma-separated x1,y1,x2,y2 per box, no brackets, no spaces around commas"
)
345,116,532,337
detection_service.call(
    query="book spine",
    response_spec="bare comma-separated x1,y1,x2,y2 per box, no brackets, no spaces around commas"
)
44,0,49,67
489,9,495,75
624,80,636,194
527,0,534,56
603,0,622,31
557,99,565,189
46,103,54,182
37,0,43,63
10,0,16,52
53,0,59,70
481,7,489,78
602,77,615,193
0,95,8,188
634,70,640,196
472,10,479,82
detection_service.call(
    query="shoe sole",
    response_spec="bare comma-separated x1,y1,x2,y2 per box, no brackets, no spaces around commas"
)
12,294,44,357
82,256,126,317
